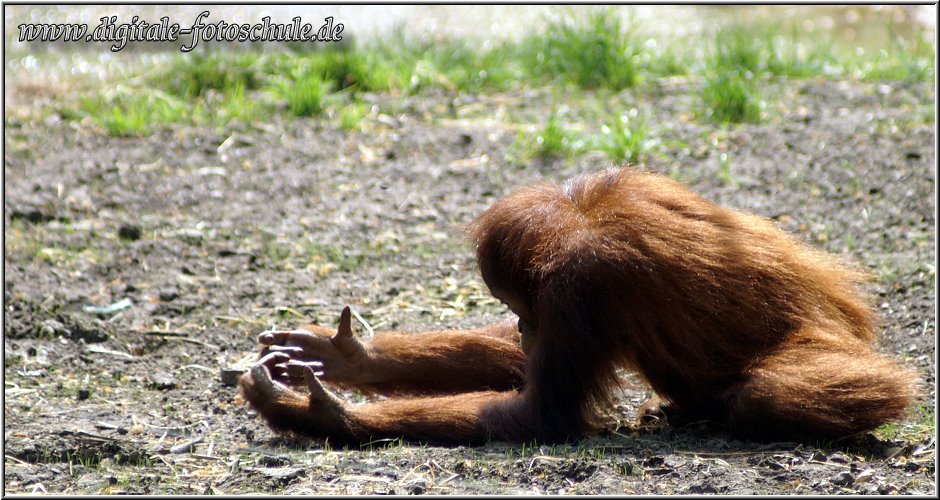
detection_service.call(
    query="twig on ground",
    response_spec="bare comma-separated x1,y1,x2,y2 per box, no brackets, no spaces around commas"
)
86,345,136,360
351,308,375,337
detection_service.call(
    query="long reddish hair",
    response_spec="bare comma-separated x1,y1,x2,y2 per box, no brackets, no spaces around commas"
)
469,168,910,439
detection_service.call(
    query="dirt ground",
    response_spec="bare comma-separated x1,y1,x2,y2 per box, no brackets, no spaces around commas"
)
3,77,936,494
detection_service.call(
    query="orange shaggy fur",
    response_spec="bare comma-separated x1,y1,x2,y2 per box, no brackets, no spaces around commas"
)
238,168,916,444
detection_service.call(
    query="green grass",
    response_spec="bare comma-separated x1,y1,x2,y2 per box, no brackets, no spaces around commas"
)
283,48,395,93
304,241,366,273
5,219,45,261
766,29,837,78
307,49,387,91
338,101,370,130
156,52,265,98
845,22,935,83
536,111,574,159
716,152,738,187
874,405,935,442
594,110,657,163
507,111,578,164
259,233,292,266
640,38,693,77
523,10,642,89
267,66,333,117
81,88,189,136
858,40,935,83
711,26,766,75
710,24,836,79
371,32,523,93
214,81,265,123
58,11,933,137
708,22,934,83
701,71,764,124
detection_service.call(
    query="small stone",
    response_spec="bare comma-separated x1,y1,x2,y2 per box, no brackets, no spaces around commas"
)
261,467,304,481
829,452,850,463
689,484,717,494
220,368,246,387
12,209,50,224
877,483,899,494
118,224,142,241
170,437,202,454
147,372,176,390
832,471,855,486
855,469,875,483
405,479,427,495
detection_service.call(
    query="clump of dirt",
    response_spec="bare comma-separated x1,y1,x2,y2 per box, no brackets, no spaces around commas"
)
4,298,112,343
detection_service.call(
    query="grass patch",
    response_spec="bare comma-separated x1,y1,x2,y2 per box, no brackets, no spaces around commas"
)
593,109,658,163
337,101,370,130
857,34,935,83
523,10,642,89
258,233,293,266
716,152,738,187
766,29,837,78
373,33,523,93
700,71,764,124
4,220,109,271
156,51,265,98
832,22,935,83
710,22,934,83
507,110,579,164
710,24,835,79
711,26,767,75
81,88,189,136
640,38,693,77
293,48,395,92
214,81,265,123
267,66,334,117
874,405,935,442
55,10,933,137
305,242,366,273
535,111,575,159
4,219,45,261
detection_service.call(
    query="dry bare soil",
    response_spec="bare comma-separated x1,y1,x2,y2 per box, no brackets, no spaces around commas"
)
3,78,936,494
